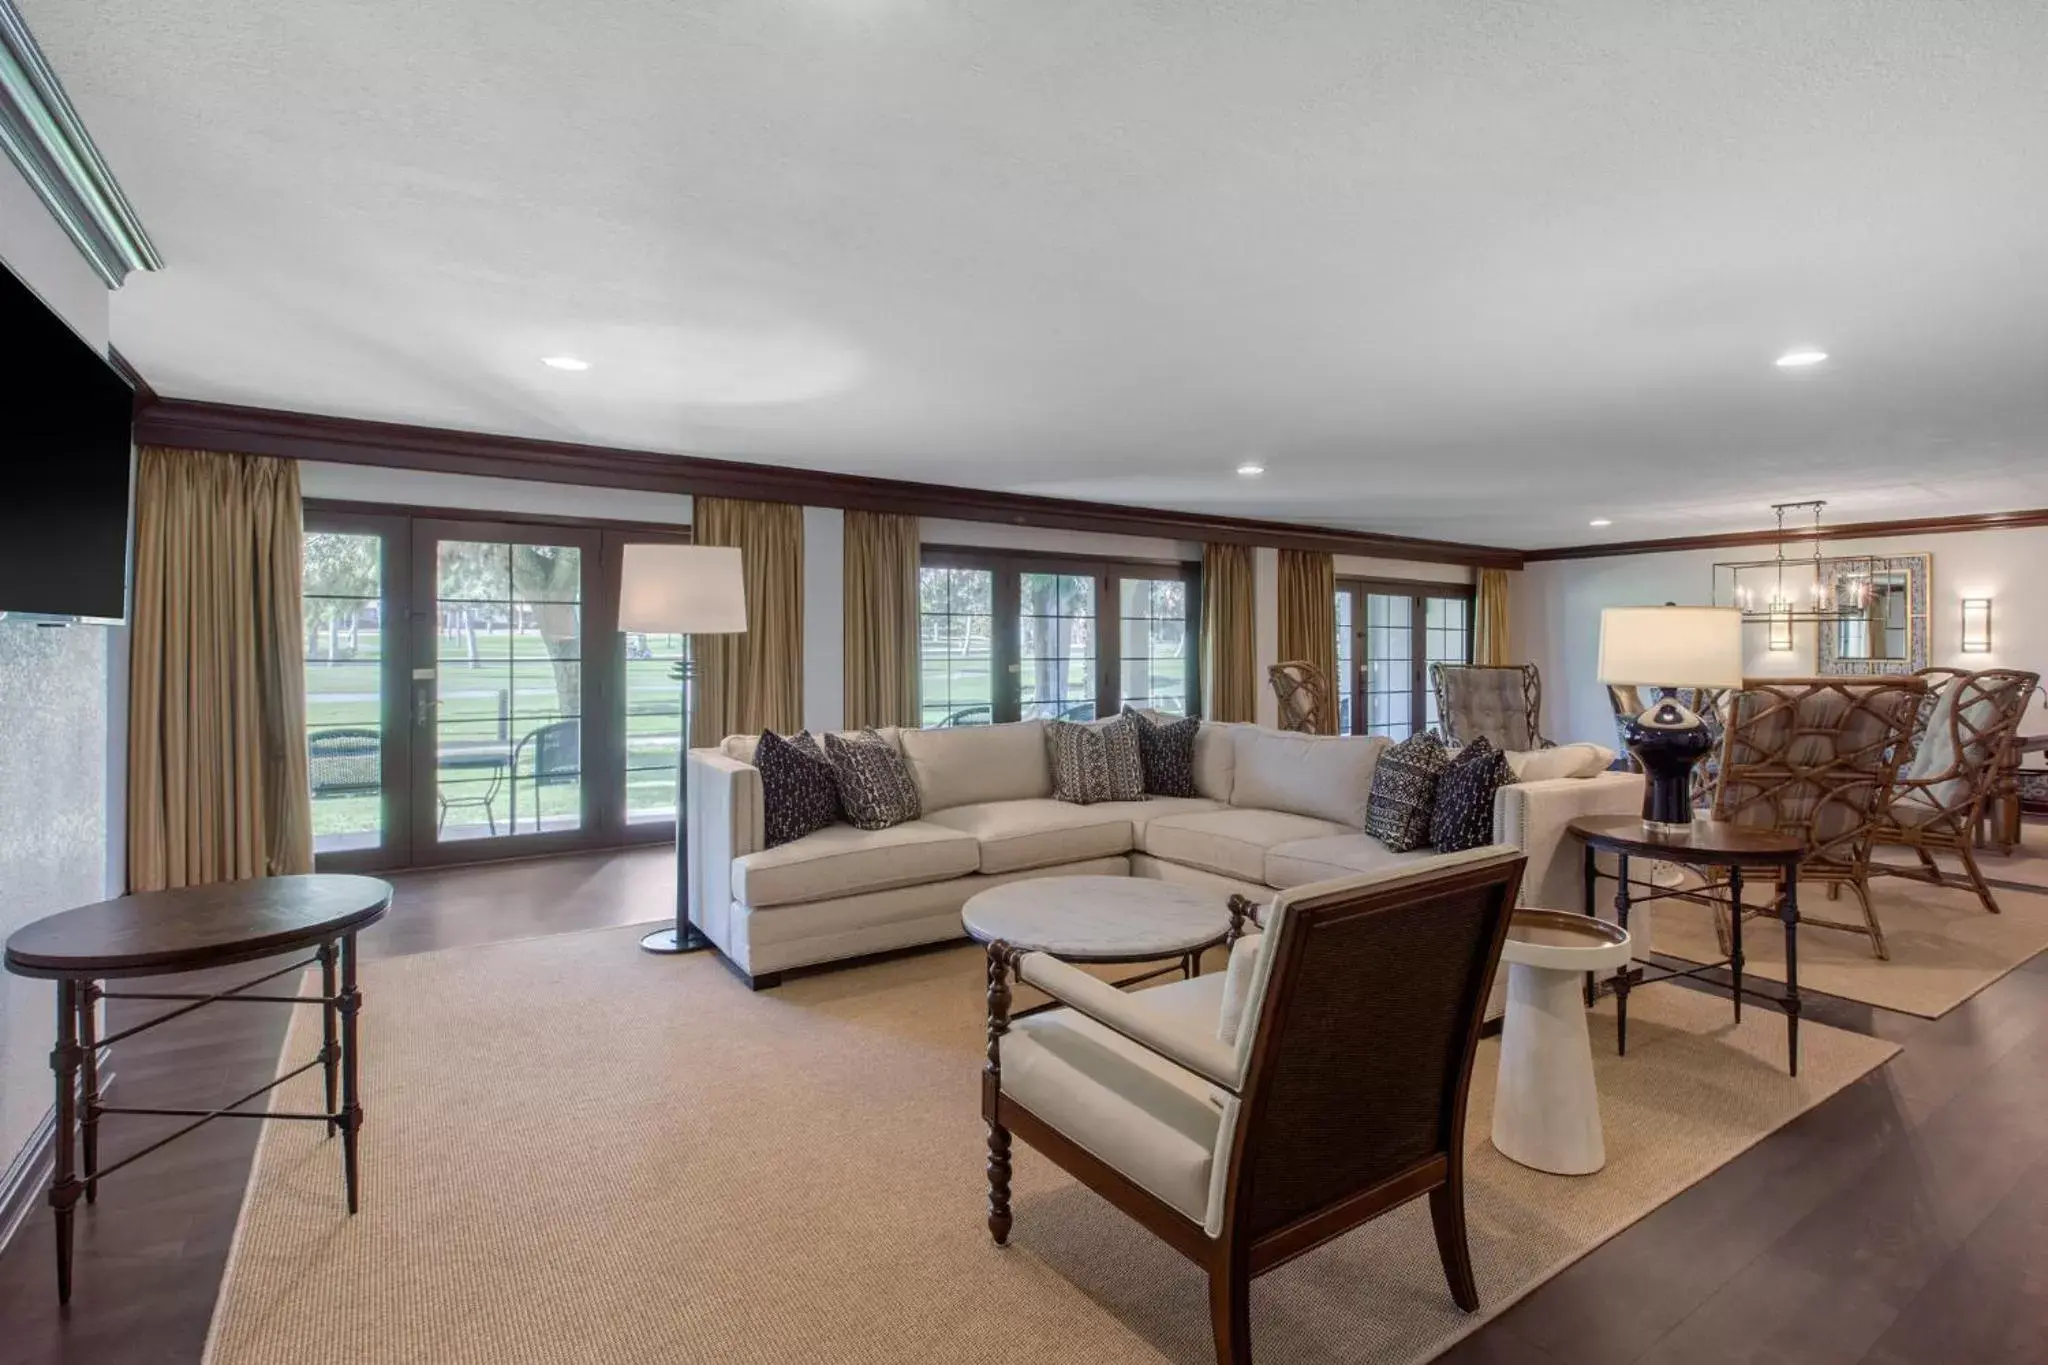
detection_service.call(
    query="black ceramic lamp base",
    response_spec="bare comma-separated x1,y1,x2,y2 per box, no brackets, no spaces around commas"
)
1622,699,1715,834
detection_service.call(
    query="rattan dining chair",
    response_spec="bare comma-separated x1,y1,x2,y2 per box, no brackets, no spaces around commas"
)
1267,660,1332,734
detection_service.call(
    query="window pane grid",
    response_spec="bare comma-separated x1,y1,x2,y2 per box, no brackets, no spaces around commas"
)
1117,577,1188,716
920,567,996,728
1020,572,1096,721
304,532,386,853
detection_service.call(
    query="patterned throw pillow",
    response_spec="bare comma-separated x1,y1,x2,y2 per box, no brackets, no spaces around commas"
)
756,730,844,848
1048,715,1146,805
822,729,922,831
1122,706,1200,798
1429,736,1513,853
1365,730,1450,852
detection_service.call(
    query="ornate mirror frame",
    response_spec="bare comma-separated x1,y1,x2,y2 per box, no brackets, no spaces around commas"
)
1818,552,1931,675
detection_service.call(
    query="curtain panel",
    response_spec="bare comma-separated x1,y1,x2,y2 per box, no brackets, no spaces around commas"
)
1474,567,1513,665
128,447,313,891
842,510,921,730
1199,543,1257,723
1275,548,1338,734
689,497,804,746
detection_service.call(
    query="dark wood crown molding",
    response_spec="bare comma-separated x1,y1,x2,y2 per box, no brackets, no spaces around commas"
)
108,347,157,415
133,398,1523,568
1522,507,2048,562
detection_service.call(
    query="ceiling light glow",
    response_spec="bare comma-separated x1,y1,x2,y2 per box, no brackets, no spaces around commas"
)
1774,349,1828,368
1589,518,1612,527
541,355,591,371
1236,461,1265,477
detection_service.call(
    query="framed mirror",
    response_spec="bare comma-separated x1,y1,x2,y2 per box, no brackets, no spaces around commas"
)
1818,553,1931,675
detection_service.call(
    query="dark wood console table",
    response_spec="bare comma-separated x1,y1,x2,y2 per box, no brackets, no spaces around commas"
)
1568,816,1805,1076
3,874,392,1304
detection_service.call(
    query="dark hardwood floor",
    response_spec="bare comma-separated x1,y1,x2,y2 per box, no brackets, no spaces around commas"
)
2,841,2043,1364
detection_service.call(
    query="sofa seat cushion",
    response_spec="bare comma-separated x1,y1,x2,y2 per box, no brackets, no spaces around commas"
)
1140,808,1352,883
1001,974,1230,1225
1263,832,1442,891
732,820,980,908
925,799,1137,874
1083,796,1226,839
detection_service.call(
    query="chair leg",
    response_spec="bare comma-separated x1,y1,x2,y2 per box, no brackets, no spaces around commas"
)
1955,841,2001,915
1915,848,1945,885
985,1120,1012,1246
1207,1261,1253,1365
1852,874,1890,961
1429,1180,1480,1312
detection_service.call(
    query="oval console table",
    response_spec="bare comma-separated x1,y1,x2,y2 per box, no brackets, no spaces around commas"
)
3,874,392,1304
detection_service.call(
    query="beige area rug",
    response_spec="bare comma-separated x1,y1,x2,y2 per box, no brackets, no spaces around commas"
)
1649,870,2048,1020
204,927,1896,1365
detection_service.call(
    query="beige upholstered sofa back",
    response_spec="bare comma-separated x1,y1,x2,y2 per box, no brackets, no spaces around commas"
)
1229,728,1390,829
897,720,1053,813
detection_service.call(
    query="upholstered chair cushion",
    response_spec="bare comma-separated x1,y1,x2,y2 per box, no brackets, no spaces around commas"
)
1123,707,1201,798
1049,715,1146,804
755,729,844,847
1431,737,1513,853
1365,730,1450,852
823,728,923,830
1439,666,1539,749
1217,933,1264,1045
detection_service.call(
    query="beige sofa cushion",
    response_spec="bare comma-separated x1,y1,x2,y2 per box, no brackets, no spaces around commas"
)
1263,832,1442,891
1085,796,1225,838
722,727,903,766
1504,742,1615,781
925,798,1135,874
1192,723,1240,802
1141,808,1352,883
898,721,1052,813
731,819,980,908
1230,729,1388,828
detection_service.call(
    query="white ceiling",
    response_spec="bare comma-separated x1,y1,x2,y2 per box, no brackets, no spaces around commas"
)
28,0,2048,549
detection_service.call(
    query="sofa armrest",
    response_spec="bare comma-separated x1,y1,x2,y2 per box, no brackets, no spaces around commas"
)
1492,771,1645,911
1014,953,1243,1093
687,749,764,952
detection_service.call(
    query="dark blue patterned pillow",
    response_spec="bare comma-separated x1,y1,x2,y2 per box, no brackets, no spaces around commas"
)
756,730,843,847
1430,737,1513,852
1122,707,1200,798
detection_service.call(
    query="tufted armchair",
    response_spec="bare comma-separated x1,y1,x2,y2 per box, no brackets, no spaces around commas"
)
1431,663,1549,750
981,848,1526,1365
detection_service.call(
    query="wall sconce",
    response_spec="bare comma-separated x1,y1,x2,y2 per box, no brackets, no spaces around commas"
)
1767,600,1794,652
1961,598,1993,653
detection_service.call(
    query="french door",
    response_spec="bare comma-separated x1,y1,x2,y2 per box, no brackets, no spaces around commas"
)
304,506,684,871
1334,579,1475,741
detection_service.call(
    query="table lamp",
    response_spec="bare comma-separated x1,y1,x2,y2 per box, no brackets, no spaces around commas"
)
1597,606,1743,834
619,543,748,954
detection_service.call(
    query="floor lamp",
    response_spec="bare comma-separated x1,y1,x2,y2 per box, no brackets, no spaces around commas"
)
618,543,748,954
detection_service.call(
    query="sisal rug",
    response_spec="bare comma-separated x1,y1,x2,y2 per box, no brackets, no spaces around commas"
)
203,926,1896,1365
1649,872,2048,1020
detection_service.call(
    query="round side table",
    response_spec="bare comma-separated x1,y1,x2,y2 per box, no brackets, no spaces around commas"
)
1491,909,1633,1176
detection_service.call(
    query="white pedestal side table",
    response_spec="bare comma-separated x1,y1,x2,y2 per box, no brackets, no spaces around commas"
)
1491,909,1633,1176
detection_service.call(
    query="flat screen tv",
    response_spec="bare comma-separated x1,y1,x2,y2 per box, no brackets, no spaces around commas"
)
0,257,134,623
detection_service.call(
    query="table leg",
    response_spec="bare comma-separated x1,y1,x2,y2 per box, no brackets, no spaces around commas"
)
338,931,365,1214
1728,866,1745,1023
1581,842,1598,1009
50,978,83,1305
319,940,339,1137
1613,854,1632,1057
78,981,99,1204
1782,873,1802,1077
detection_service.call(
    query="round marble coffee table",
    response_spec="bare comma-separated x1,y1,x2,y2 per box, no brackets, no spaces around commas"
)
1491,909,1633,1177
961,876,1235,977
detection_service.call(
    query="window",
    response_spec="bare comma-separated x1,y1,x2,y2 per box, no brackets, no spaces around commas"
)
304,528,386,855
918,548,1199,726
1335,579,1476,741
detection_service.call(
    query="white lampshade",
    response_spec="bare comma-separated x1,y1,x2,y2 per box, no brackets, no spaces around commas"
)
1597,606,1743,688
618,544,748,635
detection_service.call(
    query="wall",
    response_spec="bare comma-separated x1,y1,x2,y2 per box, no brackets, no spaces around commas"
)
298,462,692,525
1516,525,2048,746
1,159,118,1186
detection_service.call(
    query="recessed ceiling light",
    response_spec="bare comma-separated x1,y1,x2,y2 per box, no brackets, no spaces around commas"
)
1236,461,1266,477
1589,518,1613,527
541,355,591,371
1774,349,1828,368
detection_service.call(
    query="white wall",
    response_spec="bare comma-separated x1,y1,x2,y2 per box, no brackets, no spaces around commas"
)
1516,525,2048,746
1334,554,1473,586
299,462,692,524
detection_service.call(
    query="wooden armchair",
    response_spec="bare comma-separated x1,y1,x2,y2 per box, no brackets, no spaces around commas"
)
1432,663,1548,750
1709,677,1925,960
1266,660,1331,734
982,848,1526,1365
1872,667,2040,915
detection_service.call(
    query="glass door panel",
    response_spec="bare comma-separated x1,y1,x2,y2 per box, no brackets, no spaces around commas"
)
1019,571,1096,720
1364,592,1415,739
1423,596,1472,733
919,567,996,727
1117,577,1190,716
624,631,689,824
304,528,390,857
1334,589,1356,735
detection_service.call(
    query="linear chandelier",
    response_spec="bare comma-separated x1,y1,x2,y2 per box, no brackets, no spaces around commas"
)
1711,500,1881,628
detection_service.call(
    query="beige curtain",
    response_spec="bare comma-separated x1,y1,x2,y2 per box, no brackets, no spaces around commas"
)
1473,567,1513,665
843,510,920,729
690,497,804,745
1276,549,1338,734
1199,543,1257,722
128,447,312,891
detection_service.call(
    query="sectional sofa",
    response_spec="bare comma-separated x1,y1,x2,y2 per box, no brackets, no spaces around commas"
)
685,719,1643,991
